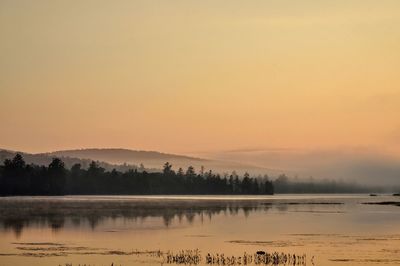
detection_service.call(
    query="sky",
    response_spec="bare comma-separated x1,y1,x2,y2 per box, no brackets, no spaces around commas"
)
1,0,400,157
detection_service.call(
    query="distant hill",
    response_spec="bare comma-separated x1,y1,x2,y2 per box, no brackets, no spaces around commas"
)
44,148,205,166
0,149,145,172
1,148,279,175
43,148,275,175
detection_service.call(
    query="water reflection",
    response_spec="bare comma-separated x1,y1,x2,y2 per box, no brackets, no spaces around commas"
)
0,197,275,238
1,196,399,266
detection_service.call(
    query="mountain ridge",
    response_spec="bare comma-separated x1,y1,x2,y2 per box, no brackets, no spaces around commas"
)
1,148,278,175
43,148,207,163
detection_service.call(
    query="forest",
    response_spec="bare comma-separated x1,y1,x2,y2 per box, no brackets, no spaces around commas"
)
0,154,274,196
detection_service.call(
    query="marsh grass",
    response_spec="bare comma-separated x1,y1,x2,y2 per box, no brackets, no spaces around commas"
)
9,243,310,265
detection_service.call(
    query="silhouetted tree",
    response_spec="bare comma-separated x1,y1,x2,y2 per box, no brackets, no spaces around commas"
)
241,172,251,194
252,179,260,194
163,162,174,175
1,154,29,195
264,180,274,195
0,155,276,196
185,166,196,177
177,167,184,176
47,158,66,195
274,174,289,193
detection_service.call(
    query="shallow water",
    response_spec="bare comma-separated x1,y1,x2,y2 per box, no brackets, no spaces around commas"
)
0,195,400,265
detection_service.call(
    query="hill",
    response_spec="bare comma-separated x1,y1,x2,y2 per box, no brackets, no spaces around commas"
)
43,148,275,175
0,149,146,172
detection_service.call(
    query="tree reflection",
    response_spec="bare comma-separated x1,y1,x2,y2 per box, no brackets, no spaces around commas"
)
0,198,271,238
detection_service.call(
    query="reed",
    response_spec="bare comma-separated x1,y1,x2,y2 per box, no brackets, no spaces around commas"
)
164,249,307,265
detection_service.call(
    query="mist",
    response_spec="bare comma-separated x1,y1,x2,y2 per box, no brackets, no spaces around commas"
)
202,148,400,187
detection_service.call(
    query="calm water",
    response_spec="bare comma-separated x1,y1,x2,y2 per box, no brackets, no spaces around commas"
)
0,195,400,265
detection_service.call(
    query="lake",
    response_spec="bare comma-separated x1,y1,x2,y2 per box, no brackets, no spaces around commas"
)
0,195,400,265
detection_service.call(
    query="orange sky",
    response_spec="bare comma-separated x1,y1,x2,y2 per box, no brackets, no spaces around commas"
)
1,0,400,155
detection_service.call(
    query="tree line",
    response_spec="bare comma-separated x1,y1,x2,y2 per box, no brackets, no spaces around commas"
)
272,174,380,193
0,154,274,196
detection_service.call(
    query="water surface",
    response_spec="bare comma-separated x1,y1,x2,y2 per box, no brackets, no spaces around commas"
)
1,195,400,265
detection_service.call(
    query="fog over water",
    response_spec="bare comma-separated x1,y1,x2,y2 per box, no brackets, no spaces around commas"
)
203,148,400,186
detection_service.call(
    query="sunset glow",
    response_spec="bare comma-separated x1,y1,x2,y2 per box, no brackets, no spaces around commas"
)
1,0,400,155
